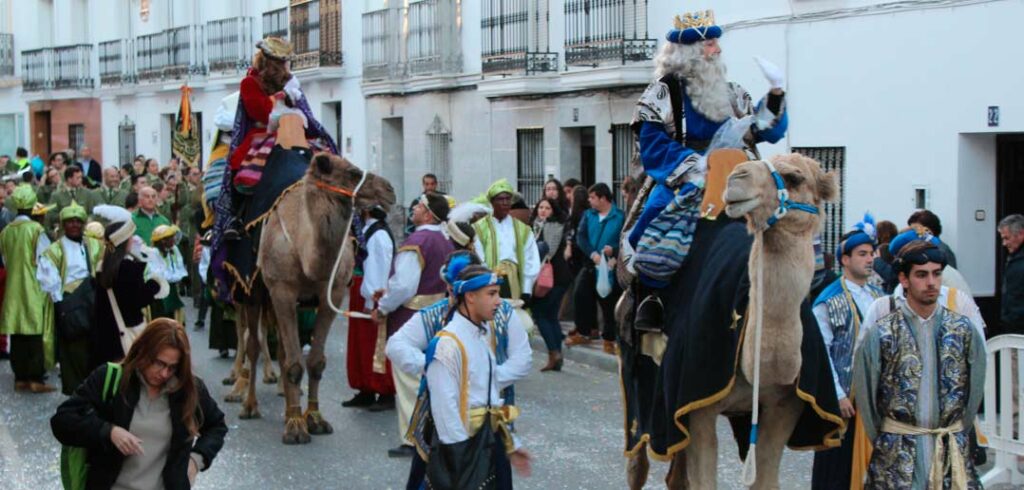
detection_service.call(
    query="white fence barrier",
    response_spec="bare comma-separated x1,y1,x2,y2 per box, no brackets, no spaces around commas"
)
978,334,1024,486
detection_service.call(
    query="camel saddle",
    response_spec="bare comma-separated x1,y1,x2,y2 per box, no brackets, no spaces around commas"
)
699,148,748,219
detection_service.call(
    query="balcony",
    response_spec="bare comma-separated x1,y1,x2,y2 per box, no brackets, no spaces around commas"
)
406,0,460,76
207,16,254,73
0,33,14,78
99,39,134,86
564,0,656,67
289,0,342,71
136,25,206,82
481,0,557,77
22,44,94,91
362,6,404,81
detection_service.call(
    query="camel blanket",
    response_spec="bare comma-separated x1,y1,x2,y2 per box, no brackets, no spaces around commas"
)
222,145,311,300
622,217,844,460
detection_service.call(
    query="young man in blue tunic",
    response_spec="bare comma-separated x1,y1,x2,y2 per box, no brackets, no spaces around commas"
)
811,216,884,489
629,9,789,328
853,240,986,489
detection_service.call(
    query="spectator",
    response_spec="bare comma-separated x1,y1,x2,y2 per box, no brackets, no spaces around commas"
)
907,209,957,268
10,147,29,173
124,192,139,212
145,158,161,183
76,146,102,188
562,178,581,202
97,167,128,207
566,183,624,353
132,157,146,178
49,151,70,174
133,186,171,246
543,178,570,219
621,175,641,211
531,198,572,371
999,214,1024,333
38,167,62,205
51,319,227,489
872,219,900,293
406,173,440,235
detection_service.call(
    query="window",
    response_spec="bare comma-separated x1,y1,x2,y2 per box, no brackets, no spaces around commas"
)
611,123,633,209
516,128,545,205
68,124,85,156
426,116,451,194
793,147,845,271
262,7,288,39
481,0,557,75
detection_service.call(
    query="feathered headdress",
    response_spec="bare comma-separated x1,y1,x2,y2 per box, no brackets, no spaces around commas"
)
853,212,876,241
93,204,136,247
836,211,878,257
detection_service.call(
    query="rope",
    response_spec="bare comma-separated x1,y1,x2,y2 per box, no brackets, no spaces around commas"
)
324,167,368,314
741,228,766,486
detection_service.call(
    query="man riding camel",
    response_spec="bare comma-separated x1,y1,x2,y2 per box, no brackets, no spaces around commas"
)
629,9,789,330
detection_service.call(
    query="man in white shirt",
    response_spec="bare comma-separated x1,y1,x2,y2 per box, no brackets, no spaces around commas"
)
471,179,540,303
811,225,884,488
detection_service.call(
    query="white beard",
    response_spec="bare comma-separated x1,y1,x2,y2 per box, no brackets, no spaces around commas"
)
654,43,735,123
682,56,734,123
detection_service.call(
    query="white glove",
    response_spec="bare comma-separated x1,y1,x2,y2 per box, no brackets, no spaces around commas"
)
754,56,784,90
284,76,302,102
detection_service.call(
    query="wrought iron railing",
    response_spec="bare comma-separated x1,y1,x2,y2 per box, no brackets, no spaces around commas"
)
564,0,656,67
262,7,289,39
136,25,206,82
207,16,254,73
22,44,94,91
99,39,135,86
406,0,460,76
0,33,14,77
362,7,404,81
481,0,557,76
290,0,342,71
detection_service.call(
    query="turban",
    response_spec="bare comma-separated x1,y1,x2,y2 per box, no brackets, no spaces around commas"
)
84,221,105,240
256,37,294,61
476,178,518,204
31,202,55,217
151,224,180,244
894,239,947,273
666,10,722,45
889,228,940,257
11,184,37,210
418,192,450,223
59,201,88,222
836,212,877,257
93,205,137,247
453,272,503,296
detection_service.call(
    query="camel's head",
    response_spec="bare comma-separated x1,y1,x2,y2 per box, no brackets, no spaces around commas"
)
723,153,838,233
308,152,397,212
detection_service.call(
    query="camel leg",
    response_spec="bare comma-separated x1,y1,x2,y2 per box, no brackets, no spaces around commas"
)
239,304,263,419
270,290,310,445
223,314,247,386
625,442,650,490
686,407,720,490
749,395,802,490
259,309,279,384
305,303,337,435
666,451,689,489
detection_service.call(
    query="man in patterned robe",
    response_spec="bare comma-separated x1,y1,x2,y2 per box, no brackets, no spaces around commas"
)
853,240,985,489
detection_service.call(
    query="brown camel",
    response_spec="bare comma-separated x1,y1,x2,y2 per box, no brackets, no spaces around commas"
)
235,115,396,444
621,153,838,489
223,306,278,403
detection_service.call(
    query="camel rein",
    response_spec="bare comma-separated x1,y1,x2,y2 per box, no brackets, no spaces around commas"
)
741,227,766,486
761,159,820,228
323,170,367,314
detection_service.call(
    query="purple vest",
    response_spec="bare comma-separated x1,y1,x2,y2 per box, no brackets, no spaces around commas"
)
386,228,454,334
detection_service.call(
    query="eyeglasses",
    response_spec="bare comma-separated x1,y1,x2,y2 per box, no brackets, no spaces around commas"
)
152,358,179,374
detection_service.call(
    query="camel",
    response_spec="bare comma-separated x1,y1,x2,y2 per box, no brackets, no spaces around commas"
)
621,153,839,489
233,115,396,445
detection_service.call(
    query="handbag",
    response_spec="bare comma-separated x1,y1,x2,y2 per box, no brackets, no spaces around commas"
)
426,352,499,490
55,246,97,341
533,261,554,298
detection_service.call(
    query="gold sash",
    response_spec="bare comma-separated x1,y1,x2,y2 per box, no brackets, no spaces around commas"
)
403,293,446,311
468,405,520,454
881,418,968,490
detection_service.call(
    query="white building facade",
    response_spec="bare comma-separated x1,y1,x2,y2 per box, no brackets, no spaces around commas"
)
0,0,1019,315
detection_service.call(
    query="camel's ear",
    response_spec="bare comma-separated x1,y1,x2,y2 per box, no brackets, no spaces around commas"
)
817,171,839,203
314,154,333,175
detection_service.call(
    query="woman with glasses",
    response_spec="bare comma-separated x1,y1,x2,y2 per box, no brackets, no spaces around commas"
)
52,318,228,490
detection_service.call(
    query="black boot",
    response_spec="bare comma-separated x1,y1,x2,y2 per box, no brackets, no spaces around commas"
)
342,391,377,408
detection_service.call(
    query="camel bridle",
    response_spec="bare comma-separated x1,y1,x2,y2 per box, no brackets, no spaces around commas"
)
762,160,820,228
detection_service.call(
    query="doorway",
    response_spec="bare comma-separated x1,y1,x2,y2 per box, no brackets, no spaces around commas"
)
33,110,51,157
995,135,1024,333
382,117,405,204
559,126,595,188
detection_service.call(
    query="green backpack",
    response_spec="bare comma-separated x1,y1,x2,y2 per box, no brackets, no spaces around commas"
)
61,363,123,490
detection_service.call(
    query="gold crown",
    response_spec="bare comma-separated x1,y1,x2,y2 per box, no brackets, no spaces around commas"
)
673,10,716,30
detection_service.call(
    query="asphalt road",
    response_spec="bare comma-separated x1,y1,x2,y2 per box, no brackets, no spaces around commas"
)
0,303,819,489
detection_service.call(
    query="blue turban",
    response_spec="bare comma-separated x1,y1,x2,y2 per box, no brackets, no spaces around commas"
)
889,228,940,257
836,231,876,258
667,25,722,45
453,273,503,296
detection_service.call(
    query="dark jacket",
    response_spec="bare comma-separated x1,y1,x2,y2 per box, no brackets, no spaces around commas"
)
536,221,573,286
51,364,227,490
1003,248,1024,332
91,257,162,369
938,239,958,269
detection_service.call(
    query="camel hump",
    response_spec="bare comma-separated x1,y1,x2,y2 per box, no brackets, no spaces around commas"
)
700,149,749,219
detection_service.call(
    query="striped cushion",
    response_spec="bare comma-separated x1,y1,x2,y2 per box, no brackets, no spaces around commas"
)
634,184,703,285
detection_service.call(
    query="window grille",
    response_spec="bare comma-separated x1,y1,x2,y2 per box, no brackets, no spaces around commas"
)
516,128,545,205
118,119,136,167
426,115,452,194
793,147,846,272
611,123,633,209
68,124,85,156
262,7,289,39
481,0,557,75
564,0,656,66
